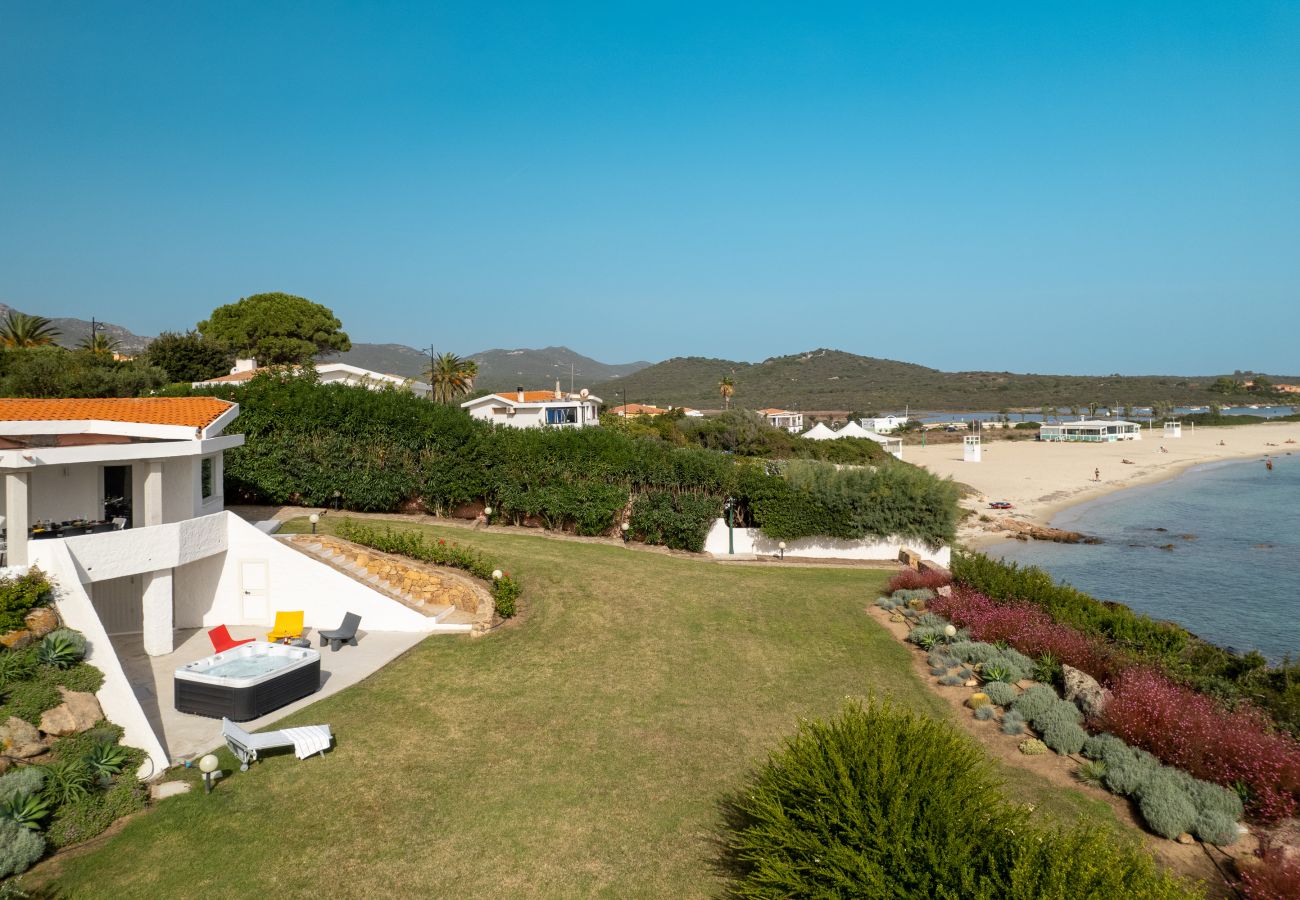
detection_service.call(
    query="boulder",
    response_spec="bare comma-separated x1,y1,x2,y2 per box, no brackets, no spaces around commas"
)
38,688,103,737
0,716,47,759
0,629,33,650
1063,664,1109,718
23,607,59,639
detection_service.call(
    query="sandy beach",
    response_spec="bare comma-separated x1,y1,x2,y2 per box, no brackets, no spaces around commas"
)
904,420,1300,548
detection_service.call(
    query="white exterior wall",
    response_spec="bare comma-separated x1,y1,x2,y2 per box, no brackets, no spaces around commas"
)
703,520,950,567
27,465,103,523
465,399,601,429
26,543,170,777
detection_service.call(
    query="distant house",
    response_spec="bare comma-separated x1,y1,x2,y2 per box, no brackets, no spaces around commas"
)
611,403,669,417
1274,383,1300,395
677,407,705,417
461,386,602,429
862,415,906,433
1039,419,1142,442
760,408,803,434
194,358,432,397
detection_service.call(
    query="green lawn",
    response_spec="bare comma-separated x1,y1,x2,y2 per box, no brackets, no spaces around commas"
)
34,518,1120,898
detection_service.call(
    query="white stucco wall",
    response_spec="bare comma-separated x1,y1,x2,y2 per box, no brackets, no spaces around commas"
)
30,542,170,778
703,519,950,567
54,512,229,583
27,465,103,523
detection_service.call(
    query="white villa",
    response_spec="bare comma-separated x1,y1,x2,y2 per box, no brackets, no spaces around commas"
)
760,408,803,434
1039,419,1142,442
195,358,432,397
0,398,467,775
461,386,602,428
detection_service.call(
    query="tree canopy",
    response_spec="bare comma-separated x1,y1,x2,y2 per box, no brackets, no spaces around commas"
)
197,292,351,365
0,347,167,397
145,330,234,383
0,312,60,348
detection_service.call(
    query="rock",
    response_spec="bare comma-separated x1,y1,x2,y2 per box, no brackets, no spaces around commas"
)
38,688,103,736
936,585,953,598
994,517,1102,544
1062,665,1109,719
0,716,47,759
23,607,59,639
0,629,33,650
966,692,991,709
151,781,192,800
1176,832,1195,845
963,679,980,688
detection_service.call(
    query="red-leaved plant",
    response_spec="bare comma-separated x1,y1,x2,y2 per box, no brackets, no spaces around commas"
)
1236,837,1300,898
1098,668,1300,821
886,568,952,593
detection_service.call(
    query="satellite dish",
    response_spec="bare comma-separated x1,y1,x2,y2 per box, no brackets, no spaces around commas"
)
580,388,589,398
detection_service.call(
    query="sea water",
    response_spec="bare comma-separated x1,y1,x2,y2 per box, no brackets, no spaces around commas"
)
988,452,1300,660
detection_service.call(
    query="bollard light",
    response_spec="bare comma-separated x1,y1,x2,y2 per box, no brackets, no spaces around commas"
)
483,506,493,526
778,541,786,561
492,569,502,580
944,624,957,639
309,513,320,534
199,754,220,794
621,522,630,543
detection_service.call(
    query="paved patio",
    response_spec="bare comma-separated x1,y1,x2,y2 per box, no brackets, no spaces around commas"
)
110,625,432,764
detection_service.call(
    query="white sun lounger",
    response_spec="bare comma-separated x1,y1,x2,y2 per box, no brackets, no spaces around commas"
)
221,717,333,771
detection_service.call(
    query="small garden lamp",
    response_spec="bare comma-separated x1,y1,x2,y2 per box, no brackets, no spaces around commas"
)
778,541,786,561
621,522,630,543
199,753,220,794
309,513,319,534
492,569,502,581
483,505,493,526
944,624,957,642
332,489,341,511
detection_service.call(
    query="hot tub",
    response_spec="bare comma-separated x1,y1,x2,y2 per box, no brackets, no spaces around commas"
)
175,642,321,720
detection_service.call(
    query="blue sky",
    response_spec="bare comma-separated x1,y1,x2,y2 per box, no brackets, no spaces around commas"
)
2,2,1297,374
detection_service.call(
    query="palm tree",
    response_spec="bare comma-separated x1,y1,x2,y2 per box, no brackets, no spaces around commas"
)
718,375,735,410
0,312,61,348
426,352,477,403
77,331,121,354
1040,404,1054,424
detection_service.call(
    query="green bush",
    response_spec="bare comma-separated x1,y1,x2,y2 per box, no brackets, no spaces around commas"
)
1011,685,1059,723
46,774,147,850
0,817,45,878
0,569,52,634
628,491,721,551
0,649,36,690
0,769,44,806
974,705,996,721
491,576,520,619
1001,710,1027,735
52,661,105,694
939,674,964,686
1077,760,1108,788
1031,699,1085,733
0,678,61,726
1042,720,1089,756
1194,810,1239,847
983,682,1018,707
0,793,49,831
1136,770,1198,840
1082,732,1128,761
39,758,94,806
723,700,1199,898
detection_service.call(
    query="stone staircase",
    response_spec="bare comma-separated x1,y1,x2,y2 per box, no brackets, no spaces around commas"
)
284,535,490,628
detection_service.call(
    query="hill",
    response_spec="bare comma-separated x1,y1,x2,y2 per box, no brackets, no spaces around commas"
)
338,343,652,389
594,348,1300,413
0,303,153,354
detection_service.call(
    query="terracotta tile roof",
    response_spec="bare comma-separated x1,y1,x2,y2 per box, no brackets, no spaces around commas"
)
0,398,235,429
611,403,667,416
489,391,573,403
760,408,796,416
197,369,262,383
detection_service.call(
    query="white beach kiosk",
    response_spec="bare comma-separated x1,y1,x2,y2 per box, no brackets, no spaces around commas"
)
1038,419,1142,442
0,398,469,775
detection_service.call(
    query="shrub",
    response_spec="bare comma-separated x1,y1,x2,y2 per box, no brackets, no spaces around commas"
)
0,793,49,831
928,666,948,676
1042,721,1089,756
84,741,131,780
891,588,936,605
45,775,147,850
1098,667,1300,820
724,699,1023,897
939,674,964,687
0,649,36,690
1001,711,1027,735
1011,685,1059,723
1019,739,1049,755
628,490,722,551
983,682,1018,707
998,823,1197,899
0,569,52,634
1194,809,1239,847
874,597,896,610
491,576,520,619
0,817,44,878
886,568,952,593
1136,770,1198,840
0,677,61,726
1237,838,1300,899
1083,733,1128,762
914,612,947,629
973,705,996,721
906,626,943,649
981,663,1015,684
1034,651,1062,686
1032,699,1085,733
37,628,87,669
55,661,105,694
0,769,45,806
1077,761,1107,788
39,758,94,806
1104,749,1161,797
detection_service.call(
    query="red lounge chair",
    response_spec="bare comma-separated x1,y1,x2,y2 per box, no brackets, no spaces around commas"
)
208,625,255,653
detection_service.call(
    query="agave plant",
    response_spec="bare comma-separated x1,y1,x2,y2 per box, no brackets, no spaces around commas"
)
0,649,37,690
0,793,50,831
38,758,94,806
37,632,84,669
84,741,131,780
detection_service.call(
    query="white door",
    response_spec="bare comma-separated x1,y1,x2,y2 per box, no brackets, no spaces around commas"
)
240,560,269,621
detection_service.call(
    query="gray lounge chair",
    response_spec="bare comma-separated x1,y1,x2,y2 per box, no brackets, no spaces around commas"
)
221,717,333,771
318,612,361,651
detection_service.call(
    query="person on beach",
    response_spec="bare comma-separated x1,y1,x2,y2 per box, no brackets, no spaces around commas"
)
1094,467,1100,482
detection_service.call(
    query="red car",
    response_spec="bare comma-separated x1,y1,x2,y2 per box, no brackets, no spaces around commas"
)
988,501,1013,509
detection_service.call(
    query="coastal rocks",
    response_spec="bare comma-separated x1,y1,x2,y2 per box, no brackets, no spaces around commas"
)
993,517,1102,544
1062,665,1109,718
0,717,47,759
22,608,59,639
38,688,103,737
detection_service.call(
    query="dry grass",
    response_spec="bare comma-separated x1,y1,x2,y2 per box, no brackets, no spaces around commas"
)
29,517,1121,898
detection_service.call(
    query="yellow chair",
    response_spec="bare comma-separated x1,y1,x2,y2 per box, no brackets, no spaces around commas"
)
266,611,304,643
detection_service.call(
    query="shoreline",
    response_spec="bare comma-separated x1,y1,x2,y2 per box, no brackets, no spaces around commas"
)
901,420,1300,550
